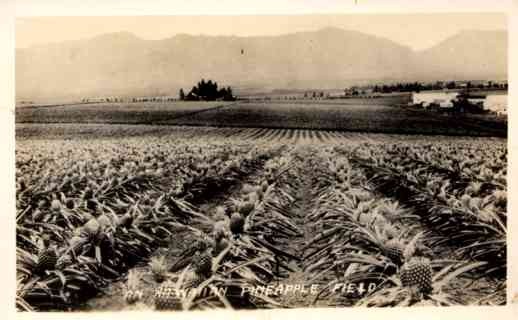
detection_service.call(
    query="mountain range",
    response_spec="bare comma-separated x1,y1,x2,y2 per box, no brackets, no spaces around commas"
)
15,27,507,100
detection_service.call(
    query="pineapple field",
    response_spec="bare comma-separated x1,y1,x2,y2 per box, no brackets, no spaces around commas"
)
15,124,507,311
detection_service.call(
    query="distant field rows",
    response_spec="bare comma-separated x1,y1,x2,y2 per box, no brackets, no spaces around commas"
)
16,123,507,146
16,101,231,123
15,100,507,136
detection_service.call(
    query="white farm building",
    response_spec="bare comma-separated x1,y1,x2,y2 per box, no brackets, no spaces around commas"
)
412,91,508,115
412,92,459,108
484,94,507,115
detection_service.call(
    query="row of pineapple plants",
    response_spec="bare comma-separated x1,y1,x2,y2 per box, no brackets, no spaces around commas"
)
356,142,506,197
302,147,499,306
302,148,433,306
15,136,284,310
16,137,261,213
143,150,303,310
339,142,506,281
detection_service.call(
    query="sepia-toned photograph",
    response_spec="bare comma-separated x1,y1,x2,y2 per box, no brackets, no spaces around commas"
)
14,12,508,312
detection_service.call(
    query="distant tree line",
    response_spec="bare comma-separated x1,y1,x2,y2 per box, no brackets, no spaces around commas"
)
179,79,236,101
303,91,327,99
80,97,177,103
371,81,508,94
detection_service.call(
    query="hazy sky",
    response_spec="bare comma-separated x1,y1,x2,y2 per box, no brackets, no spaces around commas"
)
16,13,506,50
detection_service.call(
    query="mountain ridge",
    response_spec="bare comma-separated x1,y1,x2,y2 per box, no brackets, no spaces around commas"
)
16,27,507,100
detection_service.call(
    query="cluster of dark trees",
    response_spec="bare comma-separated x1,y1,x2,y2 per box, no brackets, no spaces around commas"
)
180,79,236,101
373,82,430,93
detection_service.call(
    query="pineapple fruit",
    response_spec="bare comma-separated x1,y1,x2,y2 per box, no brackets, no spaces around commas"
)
65,198,75,210
230,212,245,235
399,257,433,295
213,236,230,256
238,201,255,217
384,239,405,266
35,235,57,274
124,270,144,305
154,280,181,310
35,247,58,274
192,250,212,278
154,271,204,310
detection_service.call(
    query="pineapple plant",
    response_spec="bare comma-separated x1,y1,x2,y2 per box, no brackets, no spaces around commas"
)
261,180,269,192
241,183,257,195
97,214,112,231
124,270,144,305
253,189,263,201
192,234,215,253
213,206,227,220
86,199,98,214
492,190,506,209
55,254,73,270
465,182,482,196
238,200,255,217
192,250,212,278
212,220,228,241
84,218,100,239
230,212,245,235
50,198,61,212
68,235,87,256
381,222,400,240
35,240,57,275
149,256,168,283
117,212,133,228
182,270,205,290
31,208,44,222
213,236,230,256
82,187,94,200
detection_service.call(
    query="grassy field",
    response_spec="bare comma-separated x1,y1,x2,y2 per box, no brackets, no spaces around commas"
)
167,102,507,135
15,101,231,124
16,100,506,136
